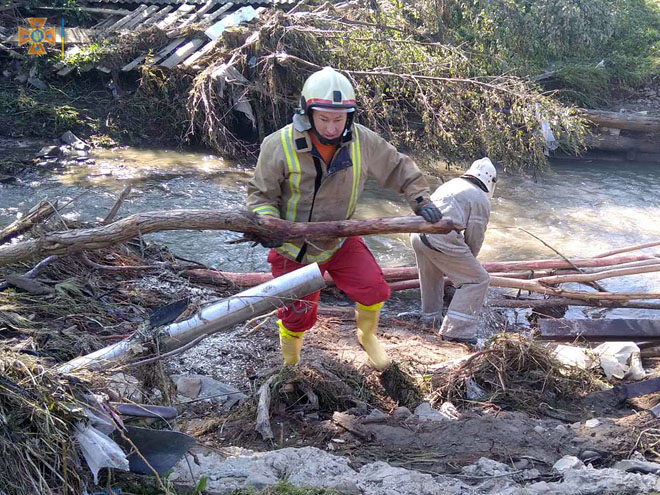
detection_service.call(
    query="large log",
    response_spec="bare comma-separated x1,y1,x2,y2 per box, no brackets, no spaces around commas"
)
0,210,456,267
583,109,660,134
586,134,660,154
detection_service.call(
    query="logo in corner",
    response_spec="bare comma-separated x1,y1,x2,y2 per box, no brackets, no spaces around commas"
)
18,18,56,55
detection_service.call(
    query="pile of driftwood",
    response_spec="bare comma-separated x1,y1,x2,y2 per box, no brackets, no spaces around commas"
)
184,241,660,312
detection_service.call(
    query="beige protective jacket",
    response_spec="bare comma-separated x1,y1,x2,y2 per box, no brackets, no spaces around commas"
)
247,122,431,264
424,178,491,257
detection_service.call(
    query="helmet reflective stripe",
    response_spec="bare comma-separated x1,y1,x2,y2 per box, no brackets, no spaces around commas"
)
464,157,497,196
301,67,357,114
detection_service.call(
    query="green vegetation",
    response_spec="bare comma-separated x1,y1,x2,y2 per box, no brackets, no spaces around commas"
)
406,0,660,103
231,482,339,495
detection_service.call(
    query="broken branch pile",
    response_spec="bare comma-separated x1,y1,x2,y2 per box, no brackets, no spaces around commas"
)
430,334,599,413
182,3,588,171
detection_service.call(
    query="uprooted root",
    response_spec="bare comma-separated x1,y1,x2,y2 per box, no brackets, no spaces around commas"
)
430,333,599,413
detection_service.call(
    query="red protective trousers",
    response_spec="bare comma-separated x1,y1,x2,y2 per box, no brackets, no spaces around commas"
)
268,236,391,332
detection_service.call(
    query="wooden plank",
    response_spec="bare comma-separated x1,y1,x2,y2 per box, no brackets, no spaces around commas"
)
103,4,148,35
141,6,173,28
178,0,216,29
182,38,219,67
93,17,117,32
150,37,186,65
203,2,234,24
540,319,660,341
122,5,161,31
160,38,205,69
157,4,195,30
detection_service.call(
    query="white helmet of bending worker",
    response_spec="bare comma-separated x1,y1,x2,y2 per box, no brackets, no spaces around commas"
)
464,157,497,198
300,67,357,115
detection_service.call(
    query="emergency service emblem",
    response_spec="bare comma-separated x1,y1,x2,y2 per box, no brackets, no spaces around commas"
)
18,18,56,55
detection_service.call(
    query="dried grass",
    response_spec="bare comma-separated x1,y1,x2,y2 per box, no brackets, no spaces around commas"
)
0,349,96,494
430,333,599,413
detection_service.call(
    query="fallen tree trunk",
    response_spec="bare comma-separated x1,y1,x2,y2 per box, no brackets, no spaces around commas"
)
0,210,456,267
0,199,58,245
583,109,660,134
586,134,660,154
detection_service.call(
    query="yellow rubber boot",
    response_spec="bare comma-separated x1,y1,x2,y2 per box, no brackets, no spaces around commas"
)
278,320,304,365
356,302,391,371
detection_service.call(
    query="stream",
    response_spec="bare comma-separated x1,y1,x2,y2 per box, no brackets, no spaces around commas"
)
1,141,659,319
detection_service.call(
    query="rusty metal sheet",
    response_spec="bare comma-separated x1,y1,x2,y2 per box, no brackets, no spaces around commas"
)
540,319,660,341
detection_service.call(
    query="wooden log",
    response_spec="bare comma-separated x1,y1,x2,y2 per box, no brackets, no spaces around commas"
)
0,210,456,267
0,199,58,245
488,298,660,311
332,412,373,441
255,375,276,441
582,109,660,134
586,134,660,154
540,319,660,341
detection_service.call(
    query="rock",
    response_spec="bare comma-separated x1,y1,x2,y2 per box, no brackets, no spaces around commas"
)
461,457,512,477
60,131,90,151
27,77,48,90
580,450,603,463
392,406,412,420
176,376,202,398
522,468,541,480
554,424,569,435
613,459,660,474
439,401,460,420
413,402,451,422
171,374,246,410
513,458,530,470
358,461,467,494
170,446,360,494
553,455,585,472
171,446,473,495
36,146,59,158
108,373,142,402
585,418,601,428
534,425,546,434
366,408,388,421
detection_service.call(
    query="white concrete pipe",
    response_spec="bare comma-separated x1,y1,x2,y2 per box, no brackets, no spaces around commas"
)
59,263,325,372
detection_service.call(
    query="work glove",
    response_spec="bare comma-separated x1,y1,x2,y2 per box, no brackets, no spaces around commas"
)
415,202,442,223
245,233,283,249
251,236,283,249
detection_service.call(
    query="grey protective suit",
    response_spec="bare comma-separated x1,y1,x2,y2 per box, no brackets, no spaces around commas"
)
411,177,491,340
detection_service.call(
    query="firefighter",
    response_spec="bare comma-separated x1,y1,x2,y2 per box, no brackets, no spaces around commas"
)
410,157,496,343
247,67,442,370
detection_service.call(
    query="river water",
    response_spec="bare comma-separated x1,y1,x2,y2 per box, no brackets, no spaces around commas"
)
1,144,659,318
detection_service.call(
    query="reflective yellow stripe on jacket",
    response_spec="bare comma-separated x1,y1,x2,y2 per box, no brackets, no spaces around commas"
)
347,127,362,218
281,125,301,222
277,126,362,264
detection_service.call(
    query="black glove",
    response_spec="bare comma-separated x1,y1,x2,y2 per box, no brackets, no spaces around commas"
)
416,203,442,223
248,234,283,249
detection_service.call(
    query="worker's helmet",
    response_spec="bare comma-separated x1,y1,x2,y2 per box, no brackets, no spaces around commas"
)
300,67,356,115
464,157,497,198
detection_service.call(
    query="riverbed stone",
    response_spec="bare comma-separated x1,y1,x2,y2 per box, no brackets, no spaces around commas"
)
172,374,247,410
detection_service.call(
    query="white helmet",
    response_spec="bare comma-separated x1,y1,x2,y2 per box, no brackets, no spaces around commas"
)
300,67,356,115
464,157,497,197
